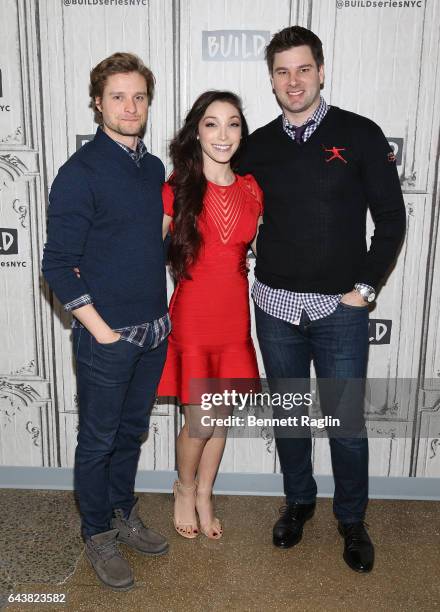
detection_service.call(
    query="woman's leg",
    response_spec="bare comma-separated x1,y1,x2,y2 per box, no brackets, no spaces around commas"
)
173,404,213,537
176,405,209,484
195,432,227,538
195,405,231,538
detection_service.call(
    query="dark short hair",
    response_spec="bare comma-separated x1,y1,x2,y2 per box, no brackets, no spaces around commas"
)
89,52,155,124
265,26,324,74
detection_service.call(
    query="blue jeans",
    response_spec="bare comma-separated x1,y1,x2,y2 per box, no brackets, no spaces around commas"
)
255,301,369,524
73,327,167,538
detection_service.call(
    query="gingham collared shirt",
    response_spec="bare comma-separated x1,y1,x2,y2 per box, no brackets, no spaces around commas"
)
252,97,343,325
67,135,171,347
282,95,329,142
114,136,148,167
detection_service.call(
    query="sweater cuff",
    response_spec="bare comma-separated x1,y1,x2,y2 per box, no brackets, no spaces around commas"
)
64,294,93,312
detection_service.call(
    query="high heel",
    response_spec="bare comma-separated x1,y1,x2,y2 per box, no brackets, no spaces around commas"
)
172,480,199,539
195,486,223,540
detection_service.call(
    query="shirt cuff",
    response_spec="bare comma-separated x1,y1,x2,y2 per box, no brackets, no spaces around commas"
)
64,294,93,312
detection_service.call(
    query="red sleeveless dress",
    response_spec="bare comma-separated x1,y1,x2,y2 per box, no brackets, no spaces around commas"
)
157,174,263,404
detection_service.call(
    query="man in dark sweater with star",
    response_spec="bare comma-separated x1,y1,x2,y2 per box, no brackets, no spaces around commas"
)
42,53,169,590
239,26,406,572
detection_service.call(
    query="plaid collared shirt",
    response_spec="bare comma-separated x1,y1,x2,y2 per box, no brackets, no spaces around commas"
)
66,135,170,348
282,95,328,142
114,137,148,167
252,97,343,325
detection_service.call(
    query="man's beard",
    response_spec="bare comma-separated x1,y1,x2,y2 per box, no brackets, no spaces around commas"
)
106,118,147,139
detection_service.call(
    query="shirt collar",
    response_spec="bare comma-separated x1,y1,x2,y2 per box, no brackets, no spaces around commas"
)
283,96,328,130
98,126,148,165
115,137,148,165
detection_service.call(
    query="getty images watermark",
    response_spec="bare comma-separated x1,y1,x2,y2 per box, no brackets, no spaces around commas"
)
187,378,430,439
336,0,423,8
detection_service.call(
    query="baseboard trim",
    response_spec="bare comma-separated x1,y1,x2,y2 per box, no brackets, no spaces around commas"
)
0,467,439,501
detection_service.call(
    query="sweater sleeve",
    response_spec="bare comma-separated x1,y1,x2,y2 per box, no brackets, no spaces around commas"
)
42,161,95,308
356,120,406,288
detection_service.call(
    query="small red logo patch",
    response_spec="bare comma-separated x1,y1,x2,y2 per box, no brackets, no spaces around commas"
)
323,146,348,164
387,151,396,162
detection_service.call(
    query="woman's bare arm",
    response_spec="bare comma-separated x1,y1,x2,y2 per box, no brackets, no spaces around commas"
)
250,216,263,256
162,214,173,240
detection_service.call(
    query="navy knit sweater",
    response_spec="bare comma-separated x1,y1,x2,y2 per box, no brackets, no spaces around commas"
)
42,128,167,328
239,106,406,294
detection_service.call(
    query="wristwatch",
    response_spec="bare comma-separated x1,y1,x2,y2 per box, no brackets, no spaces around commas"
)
354,283,376,303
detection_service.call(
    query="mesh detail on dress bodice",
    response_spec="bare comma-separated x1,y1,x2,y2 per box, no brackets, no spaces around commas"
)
204,181,244,245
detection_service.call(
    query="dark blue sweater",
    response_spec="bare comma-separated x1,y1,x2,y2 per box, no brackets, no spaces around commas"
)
42,128,168,328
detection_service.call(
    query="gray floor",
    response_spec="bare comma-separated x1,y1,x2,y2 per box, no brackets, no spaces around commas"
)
1,490,439,611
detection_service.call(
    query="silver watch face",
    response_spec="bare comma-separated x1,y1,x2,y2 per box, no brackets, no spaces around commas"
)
366,292,376,303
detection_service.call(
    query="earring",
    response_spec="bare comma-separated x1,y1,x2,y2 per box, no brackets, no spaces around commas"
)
196,135,200,140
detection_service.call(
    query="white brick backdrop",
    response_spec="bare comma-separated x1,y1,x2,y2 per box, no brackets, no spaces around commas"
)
0,0,439,480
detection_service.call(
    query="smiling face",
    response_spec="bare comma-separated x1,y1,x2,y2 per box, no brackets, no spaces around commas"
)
270,45,324,125
95,71,149,146
197,100,242,172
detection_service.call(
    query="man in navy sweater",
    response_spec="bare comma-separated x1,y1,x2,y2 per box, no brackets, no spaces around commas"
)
239,27,406,572
42,53,169,590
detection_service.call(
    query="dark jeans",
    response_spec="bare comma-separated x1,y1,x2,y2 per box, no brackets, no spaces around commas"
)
73,326,167,538
254,301,369,524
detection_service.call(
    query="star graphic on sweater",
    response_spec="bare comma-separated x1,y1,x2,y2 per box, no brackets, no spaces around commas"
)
324,146,347,164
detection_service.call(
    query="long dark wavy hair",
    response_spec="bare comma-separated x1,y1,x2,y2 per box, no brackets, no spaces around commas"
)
168,90,249,281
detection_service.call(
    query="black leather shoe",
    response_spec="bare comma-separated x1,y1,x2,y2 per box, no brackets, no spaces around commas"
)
338,521,374,573
272,502,316,548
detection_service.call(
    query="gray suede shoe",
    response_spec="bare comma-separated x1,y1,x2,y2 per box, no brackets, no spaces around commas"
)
85,528,134,591
112,500,169,556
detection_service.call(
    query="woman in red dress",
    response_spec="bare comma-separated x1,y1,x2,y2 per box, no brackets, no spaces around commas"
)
158,91,263,540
